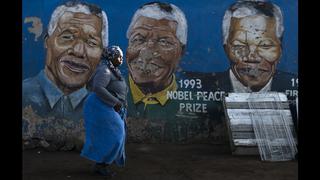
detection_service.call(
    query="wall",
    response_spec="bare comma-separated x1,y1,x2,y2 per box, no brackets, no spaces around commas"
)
22,0,298,150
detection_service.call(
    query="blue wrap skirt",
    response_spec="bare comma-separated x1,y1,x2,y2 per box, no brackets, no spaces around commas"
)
80,93,126,166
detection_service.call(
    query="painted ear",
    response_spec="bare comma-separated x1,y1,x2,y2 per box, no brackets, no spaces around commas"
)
180,44,186,56
278,46,283,62
44,33,49,49
223,44,227,53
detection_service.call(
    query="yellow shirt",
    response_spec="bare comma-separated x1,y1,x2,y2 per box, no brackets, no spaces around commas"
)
129,75,177,107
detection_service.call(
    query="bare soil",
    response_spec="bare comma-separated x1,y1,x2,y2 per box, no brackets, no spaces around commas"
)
23,143,297,180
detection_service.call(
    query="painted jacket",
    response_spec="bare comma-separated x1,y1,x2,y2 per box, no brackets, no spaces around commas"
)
126,71,227,144
22,70,88,150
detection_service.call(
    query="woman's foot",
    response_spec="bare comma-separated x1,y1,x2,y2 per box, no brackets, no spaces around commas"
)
93,163,116,177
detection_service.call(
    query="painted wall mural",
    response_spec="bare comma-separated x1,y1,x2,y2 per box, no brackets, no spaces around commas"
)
22,0,298,150
22,1,107,150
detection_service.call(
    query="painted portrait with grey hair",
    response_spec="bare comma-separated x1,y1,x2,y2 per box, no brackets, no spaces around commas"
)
126,2,187,107
22,1,108,150
213,0,298,131
216,0,298,94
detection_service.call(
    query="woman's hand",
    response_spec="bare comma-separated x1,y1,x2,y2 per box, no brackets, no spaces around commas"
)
113,103,122,112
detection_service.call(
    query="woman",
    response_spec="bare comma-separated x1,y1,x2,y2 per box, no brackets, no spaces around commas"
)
81,46,128,177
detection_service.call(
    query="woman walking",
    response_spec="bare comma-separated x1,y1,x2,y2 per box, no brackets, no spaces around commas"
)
81,46,128,177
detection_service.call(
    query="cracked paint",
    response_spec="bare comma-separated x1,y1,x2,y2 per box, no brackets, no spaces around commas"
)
22,105,85,150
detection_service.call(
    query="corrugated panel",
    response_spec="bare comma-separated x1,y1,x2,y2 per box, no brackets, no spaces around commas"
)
223,92,297,160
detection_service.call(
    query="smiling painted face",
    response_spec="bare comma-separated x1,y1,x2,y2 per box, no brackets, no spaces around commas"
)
225,15,281,91
126,16,183,93
45,12,103,94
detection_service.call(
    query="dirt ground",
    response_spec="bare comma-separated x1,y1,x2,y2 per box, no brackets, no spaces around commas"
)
23,143,297,180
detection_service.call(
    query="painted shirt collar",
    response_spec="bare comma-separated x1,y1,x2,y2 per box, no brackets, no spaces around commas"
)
129,75,177,106
37,70,88,109
229,69,272,93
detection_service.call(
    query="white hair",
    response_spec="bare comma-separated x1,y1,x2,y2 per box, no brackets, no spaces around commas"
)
47,3,109,48
222,0,284,45
126,2,188,45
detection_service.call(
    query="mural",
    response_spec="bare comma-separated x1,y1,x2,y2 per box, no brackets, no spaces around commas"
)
213,0,298,131
125,2,205,142
22,1,108,150
217,0,297,94
22,0,298,149
126,2,186,107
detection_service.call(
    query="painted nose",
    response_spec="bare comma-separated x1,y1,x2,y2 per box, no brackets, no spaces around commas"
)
246,45,262,63
139,48,159,62
72,40,85,58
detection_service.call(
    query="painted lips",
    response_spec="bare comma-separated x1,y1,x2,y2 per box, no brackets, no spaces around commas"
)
129,58,164,75
238,67,269,77
60,59,90,73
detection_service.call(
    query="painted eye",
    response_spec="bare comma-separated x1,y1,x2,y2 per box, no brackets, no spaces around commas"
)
232,45,248,54
87,39,98,47
158,38,168,45
231,40,247,48
61,34,74,40
259,40,276,50
259,44,274,49
131,35,145,45
233,45,246,49
158,38,174,46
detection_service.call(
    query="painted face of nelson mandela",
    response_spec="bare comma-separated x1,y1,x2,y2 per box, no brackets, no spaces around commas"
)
126,2,187,94
223,1,283,91
44,2,109,94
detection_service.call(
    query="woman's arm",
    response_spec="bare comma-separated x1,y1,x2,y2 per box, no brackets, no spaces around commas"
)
91,66,122,107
